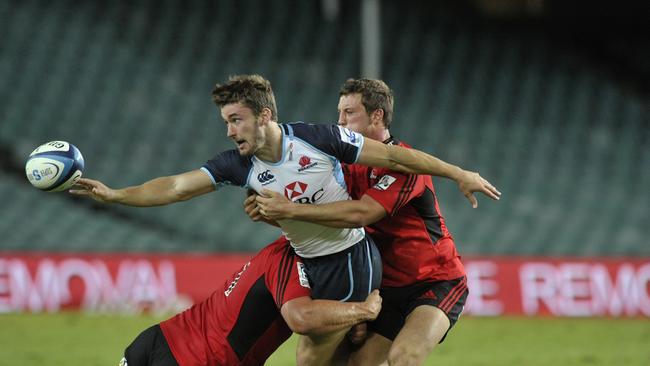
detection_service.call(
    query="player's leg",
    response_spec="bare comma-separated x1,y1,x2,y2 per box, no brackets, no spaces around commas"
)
296,328,350,366
347,331,392,366
386,305,449,366
348,286,406,366
387,277,468,366
122,324,179,366
298,236,383,365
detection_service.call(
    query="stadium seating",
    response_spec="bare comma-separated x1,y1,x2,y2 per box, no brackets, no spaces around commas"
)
1,0,647,255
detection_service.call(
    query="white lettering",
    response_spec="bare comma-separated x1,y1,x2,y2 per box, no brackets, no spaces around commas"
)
520,263,558,315
465,261,503,316
590,264,637,316
0,257,181,314
636,264,650,316
557,263,592,316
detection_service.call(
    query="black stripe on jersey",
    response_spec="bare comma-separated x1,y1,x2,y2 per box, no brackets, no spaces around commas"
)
410,187,444,243
227,275,280,361
391,174,417,215
275,245,294,308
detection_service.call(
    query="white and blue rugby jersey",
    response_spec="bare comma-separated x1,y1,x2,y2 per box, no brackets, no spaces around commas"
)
201,122,366,258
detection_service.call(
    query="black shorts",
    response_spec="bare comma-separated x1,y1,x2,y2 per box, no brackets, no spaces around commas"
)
368,276,468,343
302,236,382,302
122,324,179,366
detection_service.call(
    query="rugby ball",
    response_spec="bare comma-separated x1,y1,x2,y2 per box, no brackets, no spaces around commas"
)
25,141,85,192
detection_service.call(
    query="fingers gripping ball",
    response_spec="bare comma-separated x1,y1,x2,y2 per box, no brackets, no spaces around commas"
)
25,141,85,192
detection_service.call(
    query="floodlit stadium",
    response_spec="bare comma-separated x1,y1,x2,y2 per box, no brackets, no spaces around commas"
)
1,0,648,365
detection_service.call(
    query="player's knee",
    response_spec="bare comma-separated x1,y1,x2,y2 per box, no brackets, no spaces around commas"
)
296,347,318,366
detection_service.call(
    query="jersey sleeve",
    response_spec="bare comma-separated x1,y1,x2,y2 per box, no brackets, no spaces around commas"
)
287,122,364,164
201,149,252,189
265,241,311,308
364,171,428,216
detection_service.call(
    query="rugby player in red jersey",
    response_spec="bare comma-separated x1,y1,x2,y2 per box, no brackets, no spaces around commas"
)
119,236,382,366
250,79,500,366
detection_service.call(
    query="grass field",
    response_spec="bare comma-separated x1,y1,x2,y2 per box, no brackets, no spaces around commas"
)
1,313,648,365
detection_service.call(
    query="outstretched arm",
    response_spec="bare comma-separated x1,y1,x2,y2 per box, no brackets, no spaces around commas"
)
357,138,501,207
69,169,215,207
281,290,382,336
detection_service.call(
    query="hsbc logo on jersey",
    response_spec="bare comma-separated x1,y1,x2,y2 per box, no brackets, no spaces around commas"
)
285,181,308,199
373,175,397,191
285,181,325,204
298,155,317,172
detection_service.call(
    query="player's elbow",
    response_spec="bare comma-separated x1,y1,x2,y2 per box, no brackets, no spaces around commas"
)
346,202,384,227
347,211,374,228
285,308,317,335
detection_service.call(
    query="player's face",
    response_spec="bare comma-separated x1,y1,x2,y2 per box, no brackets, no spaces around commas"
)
337,93,373,137
221,102,262,156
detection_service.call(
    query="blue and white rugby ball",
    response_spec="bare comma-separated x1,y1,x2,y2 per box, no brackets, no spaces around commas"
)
25,141,85,192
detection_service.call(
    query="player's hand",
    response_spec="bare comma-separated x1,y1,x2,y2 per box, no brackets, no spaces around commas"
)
244,191,264,222
245,190,281,227
363,289,382,321
456,170,501,208
255,189,294,220
69,178,116,203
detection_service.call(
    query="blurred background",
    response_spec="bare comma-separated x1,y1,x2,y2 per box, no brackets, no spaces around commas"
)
1,0,648,256
1,1,649,365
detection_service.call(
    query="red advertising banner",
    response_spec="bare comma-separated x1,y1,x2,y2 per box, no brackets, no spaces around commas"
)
1,253,648,317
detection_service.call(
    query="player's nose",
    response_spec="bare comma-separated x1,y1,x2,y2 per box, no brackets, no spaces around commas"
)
227,123,237,138
338,112,346,127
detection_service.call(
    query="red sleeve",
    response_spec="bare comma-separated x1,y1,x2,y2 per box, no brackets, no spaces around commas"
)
364,171,427,216
266,244,312,308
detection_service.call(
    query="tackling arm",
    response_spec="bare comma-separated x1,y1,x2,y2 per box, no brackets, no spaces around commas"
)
255,190,386,228
356,138,501,207
69,169,215,207
281,290,382,335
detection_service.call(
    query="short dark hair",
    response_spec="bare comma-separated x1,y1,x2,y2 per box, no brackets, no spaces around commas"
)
211,74,278,121
339,78,394,128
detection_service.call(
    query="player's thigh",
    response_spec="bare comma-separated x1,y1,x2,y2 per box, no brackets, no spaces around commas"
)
388,305,449,364
123,324,179,366
297,328,350,366
348,331,392,366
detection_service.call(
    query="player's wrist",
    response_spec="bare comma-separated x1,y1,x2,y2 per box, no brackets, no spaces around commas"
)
357,302,375,321
111,188,128,204
448,165,466,182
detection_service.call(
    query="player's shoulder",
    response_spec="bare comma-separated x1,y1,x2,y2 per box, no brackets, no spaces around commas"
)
209,149,253,171
203,149,254,187
282,121,338,140
211,149,253,166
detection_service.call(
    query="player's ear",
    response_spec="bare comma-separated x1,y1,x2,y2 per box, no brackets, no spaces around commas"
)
371,108,385,127
259,107,273,125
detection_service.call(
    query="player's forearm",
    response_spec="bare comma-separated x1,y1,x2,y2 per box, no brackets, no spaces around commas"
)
385,145,464,180
294,300,375,335
114,176,186,207
288,201,368,228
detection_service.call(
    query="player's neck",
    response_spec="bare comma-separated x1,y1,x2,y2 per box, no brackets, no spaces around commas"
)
370,128,390,143
253,122,283,163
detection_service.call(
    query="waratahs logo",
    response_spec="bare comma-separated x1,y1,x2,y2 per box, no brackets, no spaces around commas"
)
285,181,308,199
298,155,317,172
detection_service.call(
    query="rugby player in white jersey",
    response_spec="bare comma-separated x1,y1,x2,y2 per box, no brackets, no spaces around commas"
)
71,74,499,366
